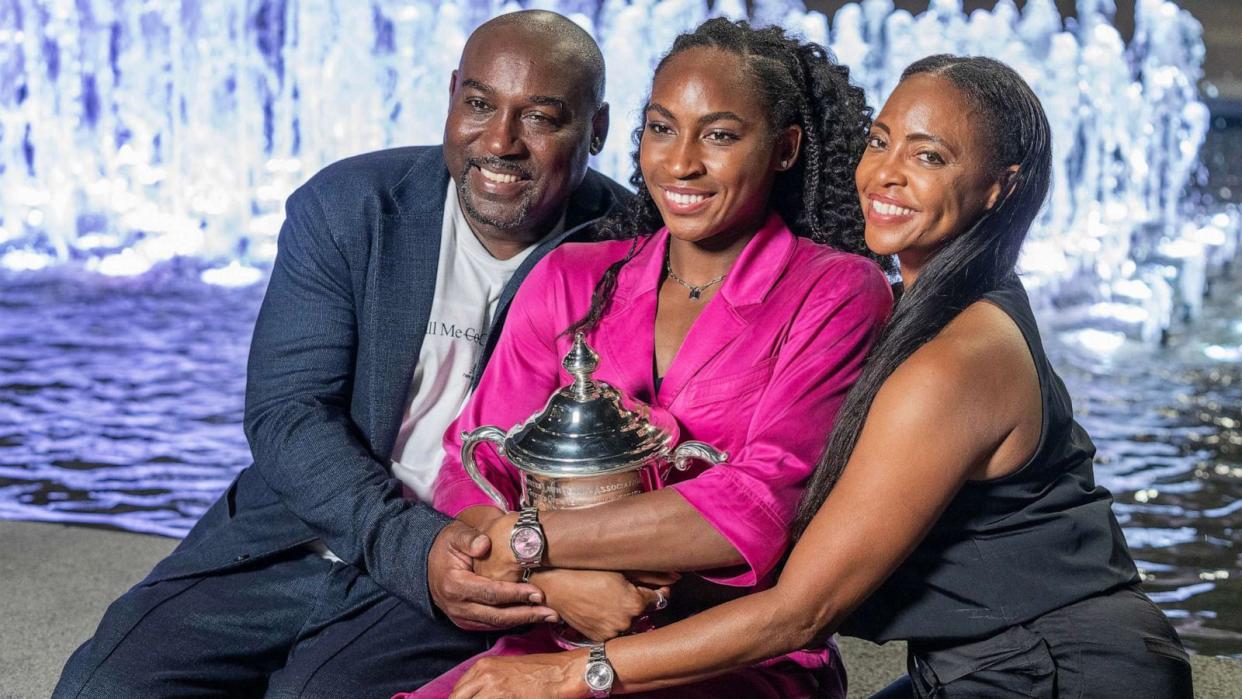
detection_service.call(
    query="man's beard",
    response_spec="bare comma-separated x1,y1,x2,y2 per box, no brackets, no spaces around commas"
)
457,160,534,230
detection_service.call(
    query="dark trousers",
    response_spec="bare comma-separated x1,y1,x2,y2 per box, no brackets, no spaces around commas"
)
903,586,1193,698
53,547,488,698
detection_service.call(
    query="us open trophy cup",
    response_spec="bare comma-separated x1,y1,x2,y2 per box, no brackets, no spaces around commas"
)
460,333,728,512
460,334,728,645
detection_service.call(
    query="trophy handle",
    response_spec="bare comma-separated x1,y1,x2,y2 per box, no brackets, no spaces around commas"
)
671,441,729,472
460,426,510,510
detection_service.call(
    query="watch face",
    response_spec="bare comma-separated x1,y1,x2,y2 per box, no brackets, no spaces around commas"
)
585,660,614,690
511,526,544,560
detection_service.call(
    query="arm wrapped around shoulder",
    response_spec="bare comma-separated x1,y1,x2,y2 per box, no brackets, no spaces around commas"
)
243,183,449,615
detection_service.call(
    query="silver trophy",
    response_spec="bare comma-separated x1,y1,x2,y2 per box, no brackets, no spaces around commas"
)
461,334,728,512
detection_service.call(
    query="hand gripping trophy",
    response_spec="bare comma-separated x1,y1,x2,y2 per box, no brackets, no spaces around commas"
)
460,333,728,644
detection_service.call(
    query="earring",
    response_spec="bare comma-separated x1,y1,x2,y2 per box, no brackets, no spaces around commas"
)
591,137,602,153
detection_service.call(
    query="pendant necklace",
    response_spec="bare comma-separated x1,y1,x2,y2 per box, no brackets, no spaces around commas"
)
665,251,726,301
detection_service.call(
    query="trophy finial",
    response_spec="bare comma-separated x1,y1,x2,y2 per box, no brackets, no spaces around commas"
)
563,333,599,398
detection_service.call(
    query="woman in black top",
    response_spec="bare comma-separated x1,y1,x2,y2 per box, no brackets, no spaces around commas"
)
447,56,1193,699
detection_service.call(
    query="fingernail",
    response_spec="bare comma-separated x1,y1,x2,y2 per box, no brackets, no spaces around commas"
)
544,614,559,623
471,534,487,549
528,592,545,604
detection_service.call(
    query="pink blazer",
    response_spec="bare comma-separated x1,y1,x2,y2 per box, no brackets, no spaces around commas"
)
434,213,892,588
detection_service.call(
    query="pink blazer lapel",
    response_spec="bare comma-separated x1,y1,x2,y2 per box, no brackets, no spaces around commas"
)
596,235,661,402
655,293,746,407
602,214,797,408
596,293,659,403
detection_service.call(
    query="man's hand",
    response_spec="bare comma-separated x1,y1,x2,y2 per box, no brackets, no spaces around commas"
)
428,520,560,631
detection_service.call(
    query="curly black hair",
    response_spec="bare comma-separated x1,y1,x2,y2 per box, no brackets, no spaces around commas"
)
565,17,878,336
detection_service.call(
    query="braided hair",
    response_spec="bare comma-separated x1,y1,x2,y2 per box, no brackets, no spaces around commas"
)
791,56,1054,539
566,18,878,336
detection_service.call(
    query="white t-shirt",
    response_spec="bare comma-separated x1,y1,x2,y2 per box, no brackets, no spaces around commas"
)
389,183,554,500
308,184,560,562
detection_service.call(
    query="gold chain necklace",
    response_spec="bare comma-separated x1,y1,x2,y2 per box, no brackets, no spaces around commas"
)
665,251,726,301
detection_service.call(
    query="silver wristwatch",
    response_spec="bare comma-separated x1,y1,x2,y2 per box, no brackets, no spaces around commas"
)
584,643,616,698
508,507,546,574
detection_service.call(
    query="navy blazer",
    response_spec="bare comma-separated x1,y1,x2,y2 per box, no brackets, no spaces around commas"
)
145,146,629,616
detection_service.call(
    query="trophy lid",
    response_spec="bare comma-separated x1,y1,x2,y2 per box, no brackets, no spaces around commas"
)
502,334,674,478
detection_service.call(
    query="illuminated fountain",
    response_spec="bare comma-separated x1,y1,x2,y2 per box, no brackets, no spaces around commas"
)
0,0,1235,340
2,4,1239,648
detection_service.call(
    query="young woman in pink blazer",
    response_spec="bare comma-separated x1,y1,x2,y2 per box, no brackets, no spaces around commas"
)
403,19,892,699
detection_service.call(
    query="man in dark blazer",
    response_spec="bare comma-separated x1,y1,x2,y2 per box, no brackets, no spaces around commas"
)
55,11,630,697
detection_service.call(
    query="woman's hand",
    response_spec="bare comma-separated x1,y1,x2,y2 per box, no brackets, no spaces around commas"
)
450,651,589,699
534,568,671,642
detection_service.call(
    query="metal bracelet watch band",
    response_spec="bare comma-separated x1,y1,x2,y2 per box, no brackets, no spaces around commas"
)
508,506,545,570
584,642,616,698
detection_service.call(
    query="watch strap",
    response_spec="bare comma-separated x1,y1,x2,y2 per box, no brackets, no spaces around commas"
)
511,507,545,569
516,507,540,528
585,643,615,698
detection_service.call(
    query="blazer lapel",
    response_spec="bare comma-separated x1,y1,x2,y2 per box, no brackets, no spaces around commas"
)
562,168,625,231
370,147,450,459
655,214,795,407
473,168,628,387
593,229,748,408
588,233,660,403
656,299,746,407
599,285,660,405
472,216,597,389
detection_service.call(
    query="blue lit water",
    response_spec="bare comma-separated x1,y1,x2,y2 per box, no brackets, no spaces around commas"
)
1050,272,1242,658
0,268,261,537
1,264,1239,657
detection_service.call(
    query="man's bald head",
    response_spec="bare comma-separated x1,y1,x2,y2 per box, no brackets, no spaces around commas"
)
464,10,605,106
442,10,610,252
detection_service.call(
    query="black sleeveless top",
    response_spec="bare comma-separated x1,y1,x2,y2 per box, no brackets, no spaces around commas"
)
842,273,1140,644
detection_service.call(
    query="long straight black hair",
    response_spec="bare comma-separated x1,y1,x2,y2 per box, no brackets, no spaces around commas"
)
565,18,881,336
791,55,1054,538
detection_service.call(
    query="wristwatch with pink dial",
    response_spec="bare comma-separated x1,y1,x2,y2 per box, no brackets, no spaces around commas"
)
508,507,546,574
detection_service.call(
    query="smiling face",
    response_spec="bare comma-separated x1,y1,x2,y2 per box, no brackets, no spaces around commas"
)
640,47,800,247
856,73,1009,277
443,25,605,247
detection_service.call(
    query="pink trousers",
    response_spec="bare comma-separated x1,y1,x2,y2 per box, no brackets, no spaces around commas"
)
398,625,846,699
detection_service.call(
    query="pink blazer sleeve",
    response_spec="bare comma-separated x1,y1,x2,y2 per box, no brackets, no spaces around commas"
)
669,257,892,586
